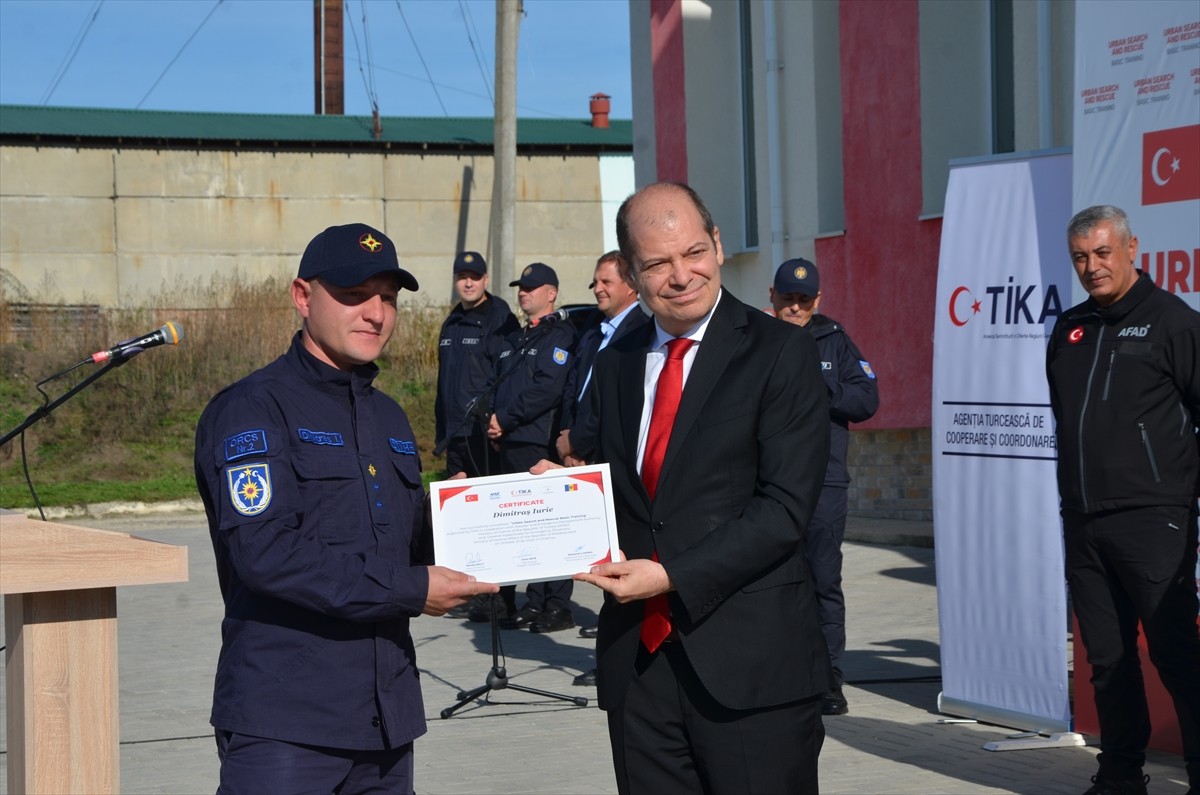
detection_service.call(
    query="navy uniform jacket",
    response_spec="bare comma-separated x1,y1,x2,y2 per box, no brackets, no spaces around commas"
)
806,314,879,487
435,294,520,445
194,333,431,751
492,319,576,447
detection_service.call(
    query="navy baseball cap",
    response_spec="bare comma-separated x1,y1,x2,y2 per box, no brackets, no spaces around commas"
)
298,223,419,292
453,251,487,275
773,258,819,295
510,262,559,289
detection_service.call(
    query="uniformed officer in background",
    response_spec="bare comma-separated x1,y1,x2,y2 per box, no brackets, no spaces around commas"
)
770,257,879,716
434,251,519,479
435,251,520,622
487,262,578,632
195,223,498,795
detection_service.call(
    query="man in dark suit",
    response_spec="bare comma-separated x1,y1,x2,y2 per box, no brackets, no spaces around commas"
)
555,249,650,684
557,249,649,468
550,182,832,794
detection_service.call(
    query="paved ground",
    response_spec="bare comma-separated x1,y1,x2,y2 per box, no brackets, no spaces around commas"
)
1,512,1191,794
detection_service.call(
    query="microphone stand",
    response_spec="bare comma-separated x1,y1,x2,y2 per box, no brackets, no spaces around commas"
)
0,358,128,448
437,320,588,718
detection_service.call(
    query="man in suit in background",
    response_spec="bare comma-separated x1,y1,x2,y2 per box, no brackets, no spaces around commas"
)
557,249,648,468
556,249,650,685
563,182,833,794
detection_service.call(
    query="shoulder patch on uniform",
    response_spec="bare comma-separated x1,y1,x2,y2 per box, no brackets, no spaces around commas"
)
390,437,417,455
227,463,273,516
553,347,569,365
224,430,268,462
860,361,876,379
298,428,345,446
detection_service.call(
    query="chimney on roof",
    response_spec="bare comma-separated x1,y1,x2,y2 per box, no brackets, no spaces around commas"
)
589,93,611,129
314,0,345,115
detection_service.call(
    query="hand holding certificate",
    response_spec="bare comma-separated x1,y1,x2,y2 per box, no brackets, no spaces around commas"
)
429,464,621,586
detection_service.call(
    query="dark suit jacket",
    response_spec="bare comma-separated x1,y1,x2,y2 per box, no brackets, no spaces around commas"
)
590,290,832,712
564,306,651,461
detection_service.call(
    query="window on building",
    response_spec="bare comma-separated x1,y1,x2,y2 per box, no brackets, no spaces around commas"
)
739,0,759,249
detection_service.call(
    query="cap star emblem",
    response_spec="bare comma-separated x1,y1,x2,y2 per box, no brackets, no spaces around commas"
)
359,233,383,253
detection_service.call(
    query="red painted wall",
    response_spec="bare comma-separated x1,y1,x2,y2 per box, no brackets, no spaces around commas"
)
815,0,940,429
650,0,688,183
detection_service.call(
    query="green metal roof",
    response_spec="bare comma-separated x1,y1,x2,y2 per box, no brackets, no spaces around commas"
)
0,105,632,152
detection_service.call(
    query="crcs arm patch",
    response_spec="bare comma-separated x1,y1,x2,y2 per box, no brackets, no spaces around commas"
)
227,463,273,516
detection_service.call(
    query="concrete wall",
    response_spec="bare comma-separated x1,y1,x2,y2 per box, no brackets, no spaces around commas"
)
0,145,632,311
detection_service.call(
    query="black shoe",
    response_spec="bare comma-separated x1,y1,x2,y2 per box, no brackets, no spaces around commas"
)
578,624,599,639
499,604,543,630
822,687,849,716
529,607,576,634
466,596,514,623
1082,773,1149,795
573,668,597,687
446,594,487,619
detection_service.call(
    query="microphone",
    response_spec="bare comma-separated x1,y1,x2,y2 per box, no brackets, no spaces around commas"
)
530,308,570,326
90,322,184,363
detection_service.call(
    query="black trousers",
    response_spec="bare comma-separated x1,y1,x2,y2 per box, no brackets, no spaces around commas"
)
607,642,824,795
1064,504,1200,786
806,485,848,686
498,440,573,612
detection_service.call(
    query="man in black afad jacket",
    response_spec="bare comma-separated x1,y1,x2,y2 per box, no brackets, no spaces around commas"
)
770,258,879,717
1046,205,1199,795
435,251,519,479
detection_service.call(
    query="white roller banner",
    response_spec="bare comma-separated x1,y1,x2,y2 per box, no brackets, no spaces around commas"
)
1073,0,1199,310
933,152,1074,733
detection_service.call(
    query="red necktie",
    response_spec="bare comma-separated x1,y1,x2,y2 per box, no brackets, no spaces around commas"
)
640,337,693,652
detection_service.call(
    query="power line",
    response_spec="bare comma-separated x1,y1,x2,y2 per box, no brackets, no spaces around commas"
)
357,58,569,119
136,0,225,109
457,0,493,108
345,2,376,112
393,1,446,117
358,0,379,111
40,0,104,106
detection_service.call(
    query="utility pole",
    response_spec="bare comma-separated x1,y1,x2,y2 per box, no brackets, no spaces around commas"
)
314,0,344,115
490,0,520,290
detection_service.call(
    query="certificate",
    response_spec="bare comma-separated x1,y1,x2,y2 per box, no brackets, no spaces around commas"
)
429,464,620,586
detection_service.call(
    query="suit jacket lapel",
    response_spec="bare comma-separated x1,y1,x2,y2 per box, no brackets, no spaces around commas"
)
656,292,745,492
616,320,655,504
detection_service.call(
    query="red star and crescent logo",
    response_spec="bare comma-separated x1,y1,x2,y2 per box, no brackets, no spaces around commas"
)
1067,326,1085,344
948,286,982,327
359,233,383,253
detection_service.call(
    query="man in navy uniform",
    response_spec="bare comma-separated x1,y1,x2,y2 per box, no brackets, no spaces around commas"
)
195,223,497,794
769,258,879,716
435,251,519,480
487,262,578,632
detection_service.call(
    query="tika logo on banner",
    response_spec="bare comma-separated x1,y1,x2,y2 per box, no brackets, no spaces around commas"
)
948,278,1064,327
1142,125,1200,206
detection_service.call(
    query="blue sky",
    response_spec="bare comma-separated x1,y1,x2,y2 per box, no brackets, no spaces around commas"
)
0,0,632,119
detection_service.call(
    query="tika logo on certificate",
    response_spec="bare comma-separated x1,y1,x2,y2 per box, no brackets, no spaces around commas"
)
429,464,620,586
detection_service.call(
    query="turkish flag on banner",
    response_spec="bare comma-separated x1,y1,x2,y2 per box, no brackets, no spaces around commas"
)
1142,125,1200,206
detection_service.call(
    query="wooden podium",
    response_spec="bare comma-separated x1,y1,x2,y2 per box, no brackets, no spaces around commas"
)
1,513,188,794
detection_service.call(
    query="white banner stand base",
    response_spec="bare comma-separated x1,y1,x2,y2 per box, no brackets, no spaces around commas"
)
983,732,1087,753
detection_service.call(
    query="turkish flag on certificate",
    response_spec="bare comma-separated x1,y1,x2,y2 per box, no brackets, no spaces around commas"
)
1142,125,1200,206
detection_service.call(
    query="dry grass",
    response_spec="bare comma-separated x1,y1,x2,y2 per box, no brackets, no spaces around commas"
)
0,274,447,506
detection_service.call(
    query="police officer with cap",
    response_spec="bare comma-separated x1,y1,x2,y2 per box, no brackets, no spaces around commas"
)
769,257,879,716
195,222,498,794
487,262,578,632
435,251,520,481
